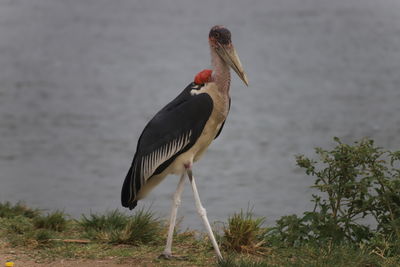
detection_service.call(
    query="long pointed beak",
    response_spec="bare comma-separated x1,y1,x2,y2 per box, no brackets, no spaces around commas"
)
216,43,249,86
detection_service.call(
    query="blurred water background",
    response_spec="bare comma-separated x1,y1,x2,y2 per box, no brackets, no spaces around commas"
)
1,0,400,229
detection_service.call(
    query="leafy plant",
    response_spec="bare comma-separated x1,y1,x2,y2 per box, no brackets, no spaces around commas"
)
268,137,400,253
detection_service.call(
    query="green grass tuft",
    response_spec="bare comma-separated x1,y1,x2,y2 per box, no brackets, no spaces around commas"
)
1,215,36,246
80,208,163,245
0,201,40,219
0,205,67,247
80,210,130,242
35,229,53,242
80,210,129,233
33,211,67,232
222,209,267,254
117,208,164,245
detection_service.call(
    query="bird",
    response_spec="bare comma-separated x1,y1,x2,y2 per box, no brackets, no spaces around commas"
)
121,25,248,260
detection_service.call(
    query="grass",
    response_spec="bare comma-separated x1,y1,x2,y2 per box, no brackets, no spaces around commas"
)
0,201,40,218
80,208,164,245
33,211,67,232
80,210,130,242
221,208,267,254
1,202,399,266
217,244,384,267
0,202,216,265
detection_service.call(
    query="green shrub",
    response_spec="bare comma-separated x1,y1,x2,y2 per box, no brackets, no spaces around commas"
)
268,214,311,247
267,137,400,254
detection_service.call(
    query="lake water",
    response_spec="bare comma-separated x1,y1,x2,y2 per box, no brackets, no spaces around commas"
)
1,0,400,229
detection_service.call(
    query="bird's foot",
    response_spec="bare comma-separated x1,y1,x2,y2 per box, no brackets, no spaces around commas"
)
194,69,212,85
158,252,188,260
158,252,173,260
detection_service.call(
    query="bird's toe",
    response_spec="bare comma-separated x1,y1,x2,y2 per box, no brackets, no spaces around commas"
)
158,253,188,260
158,252,173,260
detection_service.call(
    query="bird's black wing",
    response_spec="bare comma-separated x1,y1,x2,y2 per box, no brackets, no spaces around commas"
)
121,83,213,209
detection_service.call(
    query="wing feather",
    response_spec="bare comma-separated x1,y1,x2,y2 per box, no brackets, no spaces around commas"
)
121,83,213,209
137,131,192,183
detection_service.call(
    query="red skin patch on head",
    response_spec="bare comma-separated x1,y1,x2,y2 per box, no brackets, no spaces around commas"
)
194,69,212,85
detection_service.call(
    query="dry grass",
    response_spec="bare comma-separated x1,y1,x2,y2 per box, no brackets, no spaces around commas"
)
221,209,267,254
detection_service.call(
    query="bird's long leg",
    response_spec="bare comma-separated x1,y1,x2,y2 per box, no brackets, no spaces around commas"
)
160,173,186,258
187,169,223,260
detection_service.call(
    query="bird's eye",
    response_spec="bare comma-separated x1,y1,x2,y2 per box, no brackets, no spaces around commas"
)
214,32,220,38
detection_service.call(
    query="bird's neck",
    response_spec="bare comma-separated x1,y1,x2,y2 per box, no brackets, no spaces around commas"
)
210,48,231,94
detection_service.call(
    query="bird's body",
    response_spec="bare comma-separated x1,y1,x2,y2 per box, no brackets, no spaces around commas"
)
122,82,230,205
121,25,248,260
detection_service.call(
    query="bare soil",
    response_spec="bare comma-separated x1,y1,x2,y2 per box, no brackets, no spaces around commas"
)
0,245,210,267
0,248,154,267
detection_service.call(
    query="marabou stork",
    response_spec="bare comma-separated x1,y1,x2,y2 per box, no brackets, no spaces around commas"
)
121,25,248,260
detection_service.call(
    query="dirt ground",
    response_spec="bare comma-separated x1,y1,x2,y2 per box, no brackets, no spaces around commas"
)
0,246,209,267
0,248,155,267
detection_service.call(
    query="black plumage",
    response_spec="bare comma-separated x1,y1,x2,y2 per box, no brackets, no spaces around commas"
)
121,82,222,210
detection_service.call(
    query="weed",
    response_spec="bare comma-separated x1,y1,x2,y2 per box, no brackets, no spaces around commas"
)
296,137,400,242
118,208,164,245
80,210,128,232
0,201,40,218
80,208,163,245
33,211,67,232
1,215,36,246
35,229,53,242
222,209,266,254
80,210,129,242
268,137,400,256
